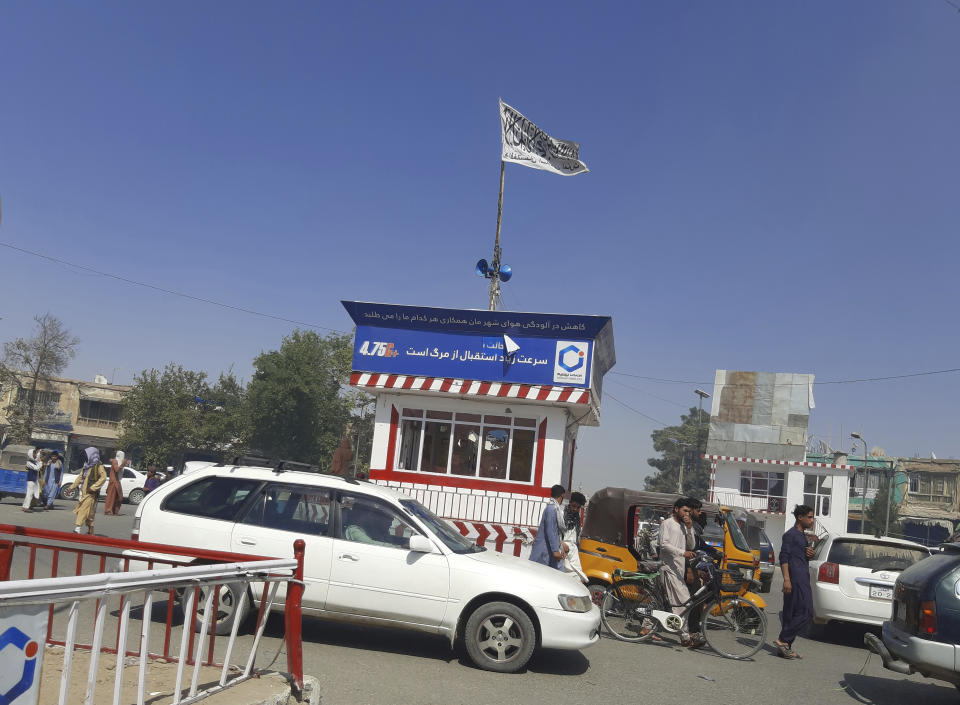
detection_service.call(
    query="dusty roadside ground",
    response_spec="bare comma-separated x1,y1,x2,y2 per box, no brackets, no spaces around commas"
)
36,646,291,705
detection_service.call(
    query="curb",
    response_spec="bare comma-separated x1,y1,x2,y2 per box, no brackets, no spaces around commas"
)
252,673,321,705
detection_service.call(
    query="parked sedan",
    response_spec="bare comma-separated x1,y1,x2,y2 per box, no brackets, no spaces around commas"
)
60,466,149,505
809,533,930,629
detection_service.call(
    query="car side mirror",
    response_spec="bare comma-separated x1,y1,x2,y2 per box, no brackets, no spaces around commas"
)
409,534,438,554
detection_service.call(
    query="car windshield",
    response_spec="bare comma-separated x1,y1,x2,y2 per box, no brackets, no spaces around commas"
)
702,524,724,544
722,511,752,553
827,539,929,571
400,499,484,554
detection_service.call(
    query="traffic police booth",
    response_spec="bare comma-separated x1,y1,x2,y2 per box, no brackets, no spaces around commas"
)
342,301,615,555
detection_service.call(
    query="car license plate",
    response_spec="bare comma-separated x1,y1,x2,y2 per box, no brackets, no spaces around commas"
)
870,585,893,600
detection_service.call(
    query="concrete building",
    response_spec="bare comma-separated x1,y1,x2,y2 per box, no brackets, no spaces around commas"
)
845,453,901,531
0,373,129,472
704,369,855,554
708,452,856,554
895,458,960,546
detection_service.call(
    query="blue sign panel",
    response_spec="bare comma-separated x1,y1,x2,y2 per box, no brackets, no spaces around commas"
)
353,326,592,388
343,301,610,339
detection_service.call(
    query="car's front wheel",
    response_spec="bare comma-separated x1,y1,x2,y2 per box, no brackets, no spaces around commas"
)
464,601,537,673
586,580,609,607
179,582,251,636
59,484,78,501
128,488,146,505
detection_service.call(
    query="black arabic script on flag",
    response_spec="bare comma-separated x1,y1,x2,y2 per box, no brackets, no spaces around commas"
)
500,100,589,176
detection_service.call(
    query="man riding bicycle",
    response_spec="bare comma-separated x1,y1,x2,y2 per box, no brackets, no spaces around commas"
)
659,497,701,647
683,497,717,648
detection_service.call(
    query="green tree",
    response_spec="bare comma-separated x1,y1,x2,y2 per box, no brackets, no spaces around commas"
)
644,407,712,498
246,330,354,465
0,313,79,442
119,364,248,467
198,370,250,453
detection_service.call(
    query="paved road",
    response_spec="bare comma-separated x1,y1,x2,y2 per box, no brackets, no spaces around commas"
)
1,497,957,705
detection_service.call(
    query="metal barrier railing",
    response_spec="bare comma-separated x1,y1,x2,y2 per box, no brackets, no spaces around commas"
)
0,524,306,705
710,491,788,515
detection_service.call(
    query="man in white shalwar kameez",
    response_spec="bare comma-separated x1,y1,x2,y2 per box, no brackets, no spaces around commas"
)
659,498,695,643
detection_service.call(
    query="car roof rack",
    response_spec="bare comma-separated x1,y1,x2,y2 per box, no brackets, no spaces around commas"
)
229,455,360,484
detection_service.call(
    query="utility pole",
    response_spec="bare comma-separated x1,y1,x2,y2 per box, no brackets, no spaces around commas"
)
885,459,895,536
667,437,686,494
852,432,869,534
694,389,711,487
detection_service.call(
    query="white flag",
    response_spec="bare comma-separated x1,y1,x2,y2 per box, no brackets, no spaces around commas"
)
499,100,589,176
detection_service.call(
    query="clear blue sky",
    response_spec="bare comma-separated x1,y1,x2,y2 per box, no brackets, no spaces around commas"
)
2,2,958,492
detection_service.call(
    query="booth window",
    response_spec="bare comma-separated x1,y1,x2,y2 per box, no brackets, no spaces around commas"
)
397,412,423,471
739,470,785,499
420,410,453,474
803,474,832,517
396,408,538,483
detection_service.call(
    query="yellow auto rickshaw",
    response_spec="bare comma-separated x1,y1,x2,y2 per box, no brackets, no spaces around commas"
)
578,488,766,610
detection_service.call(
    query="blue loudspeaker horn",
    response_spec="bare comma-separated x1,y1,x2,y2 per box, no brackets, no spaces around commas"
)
475,259,489,277
499,264,512,282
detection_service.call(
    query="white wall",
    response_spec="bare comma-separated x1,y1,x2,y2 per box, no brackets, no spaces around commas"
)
713,459,851,555
784,466,850,539
369,391,570,489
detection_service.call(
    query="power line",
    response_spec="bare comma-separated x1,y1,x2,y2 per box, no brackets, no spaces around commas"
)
609,372,712,385
609,368,960,387
818,368,960,385
6,242,957,390
607,378,689,408
0,241,347,334
604,392,671,426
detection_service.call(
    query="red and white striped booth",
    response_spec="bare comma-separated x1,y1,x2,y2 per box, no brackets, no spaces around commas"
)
343,301,615,556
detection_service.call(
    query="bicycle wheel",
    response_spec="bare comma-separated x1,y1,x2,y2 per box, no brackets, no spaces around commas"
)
701,597,766,659
600,582,662,643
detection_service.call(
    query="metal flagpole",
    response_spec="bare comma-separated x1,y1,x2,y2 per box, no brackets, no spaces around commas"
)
489,160,505,311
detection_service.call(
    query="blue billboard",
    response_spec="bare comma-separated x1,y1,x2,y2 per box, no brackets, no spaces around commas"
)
353,326,591,387
342,301,610,339
343,301,615,389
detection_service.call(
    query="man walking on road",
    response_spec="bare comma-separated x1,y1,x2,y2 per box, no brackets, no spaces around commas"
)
69,447,107,534
775,504,816,659
104,450,126,516
561,491,587,583
529,484,568,570
43,450,63,510
22,448,42,512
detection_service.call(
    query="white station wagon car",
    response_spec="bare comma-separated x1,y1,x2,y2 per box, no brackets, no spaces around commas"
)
61,466,150,505
132,463,600,672
809,533,931,629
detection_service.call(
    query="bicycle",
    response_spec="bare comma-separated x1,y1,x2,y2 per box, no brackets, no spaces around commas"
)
634,525,659,561
600,551,767,660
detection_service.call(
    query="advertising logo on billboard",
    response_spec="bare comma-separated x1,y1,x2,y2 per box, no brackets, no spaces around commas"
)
0,605,48,705
357,340,399,358
554,342,589,385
